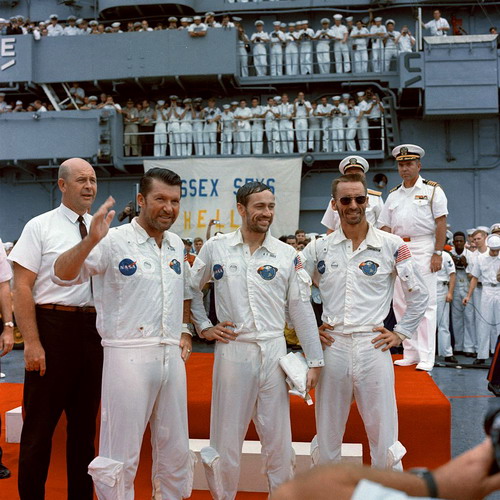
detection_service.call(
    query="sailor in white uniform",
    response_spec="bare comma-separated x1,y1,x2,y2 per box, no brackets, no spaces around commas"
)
270,21,286,76
315,18,332,74
251,21,270,76
331,14,350,73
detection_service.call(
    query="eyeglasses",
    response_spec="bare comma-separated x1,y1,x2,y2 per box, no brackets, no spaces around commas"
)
337,196,367,206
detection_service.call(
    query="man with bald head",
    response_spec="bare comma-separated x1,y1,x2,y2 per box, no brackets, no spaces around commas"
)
9,158,103,500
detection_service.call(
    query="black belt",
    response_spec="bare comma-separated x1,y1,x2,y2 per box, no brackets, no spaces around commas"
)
37,304,96,313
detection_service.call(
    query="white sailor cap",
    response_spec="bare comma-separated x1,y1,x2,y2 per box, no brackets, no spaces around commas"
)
476,225,491,234
111,22,121,28
374,17,383,22
232,17,242,22
223,104,231,109
169,95,179,100
9,16,17,22
205,12,215,16
0,18,5,23
193,97,202,103
193,16,202,21
281,23,287,28
274,95,282,101
49,14,58,20
490,223,500,234
89,20,98,26
342,93,351,99
302,20,309,24
345,16,354,22
332,96,341,101
5,105,12,110
16,100,22,105
466,228,476,236
333,14,343,20
486,234,500,250
339,156,370,174
321,18,330,24
392,144,425,161
67,15,76,21
385,19,395,25
180,18,188,22
168,17,178,22
288,22,296,27
76,19,84,24
255,20,264,26
273,21,281,26
157,100,165,105
186,18,193,22
231,101,239,106
89,96,98,101
183,98,192,104
356,91,365,97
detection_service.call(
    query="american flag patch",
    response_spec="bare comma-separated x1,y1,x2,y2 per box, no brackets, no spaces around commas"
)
395,244,411,263
294,255,303,271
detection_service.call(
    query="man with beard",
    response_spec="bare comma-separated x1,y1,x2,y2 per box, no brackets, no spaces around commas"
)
52,168,195,499
300,173,428,469
190,181,324,500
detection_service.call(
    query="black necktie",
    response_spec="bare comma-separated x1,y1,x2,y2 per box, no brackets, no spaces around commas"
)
77,215,88,239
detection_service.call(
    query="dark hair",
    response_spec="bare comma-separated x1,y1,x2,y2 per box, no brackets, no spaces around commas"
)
295,228,305,235
279,235,288,242
193,237,203,244
139,168,181,196
453,231,466,239
287,235,296,240
331,173,367,199
236,181,272,207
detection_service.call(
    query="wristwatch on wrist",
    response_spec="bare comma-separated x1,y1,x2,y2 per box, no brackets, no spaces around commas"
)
3,321,14,328
433,250,443,256
409,468,438,498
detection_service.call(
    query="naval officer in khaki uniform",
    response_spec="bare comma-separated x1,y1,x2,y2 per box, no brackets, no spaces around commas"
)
378,144,448,371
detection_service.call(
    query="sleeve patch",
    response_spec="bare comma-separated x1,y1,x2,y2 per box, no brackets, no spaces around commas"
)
395,244,412,263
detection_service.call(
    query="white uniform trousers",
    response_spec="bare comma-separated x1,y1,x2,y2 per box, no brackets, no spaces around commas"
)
270,46,283,76
315,332,405,469
295,118,308,153
253,45,268,76
333,41,350,73
179,122,193,157
321,118,331,152
279,120,294,154
316,42,330,74
436,282,453,357
308,120,321,152
451,274,476,353
204,123,218,156
285,46,299,75
384,47,398,71
236,125,251,155
300,42,313,74
353,48,368,73
371,45,383,73
91,344,194,500
124,124,140,156
193,123,204,156
251,123,264,154
153,123,167,157
358,117,369,151
393,236,437,367
203,338,294,500
221,131,233,155
331,117,345,152
239,45,249,77
477,287,500,359
265,122,280,154
169,123,182,157
346,117,358,151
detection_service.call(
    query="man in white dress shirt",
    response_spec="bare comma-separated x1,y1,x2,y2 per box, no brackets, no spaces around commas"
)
191,182,324,500
422,10,450,36
52,168,195,500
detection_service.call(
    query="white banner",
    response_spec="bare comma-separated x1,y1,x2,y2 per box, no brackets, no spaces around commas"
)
143,157,302,239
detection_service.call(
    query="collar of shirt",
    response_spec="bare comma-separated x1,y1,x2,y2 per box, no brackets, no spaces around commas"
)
400,175,423,193
228,228,277,254
130,217,172,247
59,203,91,226
328,222,383,250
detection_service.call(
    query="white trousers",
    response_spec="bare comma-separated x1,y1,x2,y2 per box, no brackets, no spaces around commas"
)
204,124,218,156
321,119,331,152
358,118,369,151
237,126,251,155
436,282,453,357
334,41,350,73
300,43,313,74
239,46,248,77
295,118,308,153
451,273,476,352
251,124,264,155
192,124,204,156
316,42,330,74
270,46,283,76
353,48,368,73
315,332,405,469
477,287,500,359
285,47,299,75
169,123,182,157
221,131,232,155
308,122,321,152
385,47,398,71
265,122,280,153
346,118,358,151
91,345,193,500
153,123,167,157
204,338,294,500
393,237,437,367
331,118,344,152
253,46,268,76
279,120,294,154
371,45,383,73
179,123,193,157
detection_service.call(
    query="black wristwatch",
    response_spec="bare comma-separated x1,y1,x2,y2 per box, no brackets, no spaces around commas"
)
410,468,439,498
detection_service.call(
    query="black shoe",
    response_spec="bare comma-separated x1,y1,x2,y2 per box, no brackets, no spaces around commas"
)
488,383,500,396
0,464,11,479
454,350,464,356
464,352,475,358
473,359,487,365
445,356,458,363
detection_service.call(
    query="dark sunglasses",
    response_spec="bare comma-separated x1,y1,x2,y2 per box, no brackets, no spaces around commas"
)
337,196,367,206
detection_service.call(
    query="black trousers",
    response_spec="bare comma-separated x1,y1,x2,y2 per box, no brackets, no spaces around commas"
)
138,125,154,156
368,118,382,150
18,308,103,500
489,337,500,385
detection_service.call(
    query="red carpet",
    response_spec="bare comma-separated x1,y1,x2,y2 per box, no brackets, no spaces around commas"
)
1,353,450,499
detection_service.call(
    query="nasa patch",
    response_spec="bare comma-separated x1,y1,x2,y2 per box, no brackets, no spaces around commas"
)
257,265,277,280
317,260,326,274
169,259,181,275
119,258,137,276
213,264,224,280
359,260,380,276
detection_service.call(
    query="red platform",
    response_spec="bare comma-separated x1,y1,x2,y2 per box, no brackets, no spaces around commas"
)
1,353,450,499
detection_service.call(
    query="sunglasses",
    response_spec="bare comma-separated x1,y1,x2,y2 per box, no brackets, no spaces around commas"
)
337,196,367,206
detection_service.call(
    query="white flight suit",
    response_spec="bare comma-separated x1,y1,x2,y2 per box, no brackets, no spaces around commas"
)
220,111,234,155
153,108,168,157
370,25,387,73
190,230,324,500
330,103,347,152
269,30,286,76
203,106,221,156
378,176,449,369
321,189,385,231
234,106,252,155
351,27,369,73
51,219,195,500
315,29,331,74
331,24,350,73
285,32,299,75
294,100,311,153
384,30,400,71
301,225,428,469
238,33,250,77
357,99,370,150
179,108,193,157
345,104,360,151
308,107,321,152
278,102,294,154
470,252,500,359
251,31,270,76
450,248,476,353
436,252,455,357
168,106,183,157
264,105,280,154
299,27,315,74
192,109,205,156
250,105,265,154
317,103,333,152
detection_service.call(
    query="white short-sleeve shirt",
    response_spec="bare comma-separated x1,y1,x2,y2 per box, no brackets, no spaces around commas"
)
0,239,13,283
436,251,456,282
